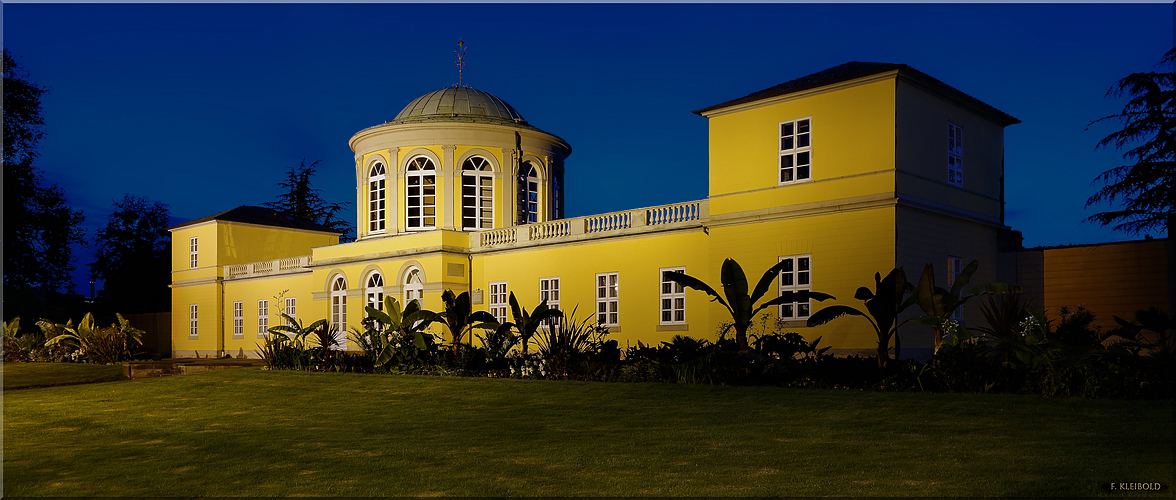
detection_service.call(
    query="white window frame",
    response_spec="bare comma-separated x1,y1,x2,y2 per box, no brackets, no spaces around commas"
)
285,297,297,326
232,301,243,339
330,276,347,344
365,272,384,311
779,117,812,184
948,122,963,187
539,276,561,330
948,256,964,321
779,255,812,320
189,304,198,338
405,156,437,230
189,237,198,269
520,162,540,224
461,156,494,230
660,267,686,325
257,300,269,338
596,272,619,327
369,162,387,234
489,281,508,324
404,268,424,307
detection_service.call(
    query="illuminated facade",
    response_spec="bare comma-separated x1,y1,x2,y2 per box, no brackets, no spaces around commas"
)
169,62,1020,358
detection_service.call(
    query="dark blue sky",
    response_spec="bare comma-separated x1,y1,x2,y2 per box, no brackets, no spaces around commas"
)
4,3,1173,295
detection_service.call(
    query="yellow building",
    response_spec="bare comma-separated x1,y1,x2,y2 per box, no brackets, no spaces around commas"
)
169,62,1020,359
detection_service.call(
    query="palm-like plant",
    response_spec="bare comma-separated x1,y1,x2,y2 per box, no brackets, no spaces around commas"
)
910,260,979,352
439,290,498,355
42,312,144,364
363,296,440,367
807,268,915,368
508,292,562,356
665,258,834,353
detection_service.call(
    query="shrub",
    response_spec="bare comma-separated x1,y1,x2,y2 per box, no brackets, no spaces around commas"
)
41,313,143,364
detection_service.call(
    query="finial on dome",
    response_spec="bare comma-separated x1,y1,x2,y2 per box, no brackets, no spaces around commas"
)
454,38,467,88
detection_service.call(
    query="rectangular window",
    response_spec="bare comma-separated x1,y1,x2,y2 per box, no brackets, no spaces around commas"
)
189,237,198,269
660,267,686,325
369,177,386,232
189,304,198,338
779,118,812,184
948,122,963,187
257,300,269,338
232,301,243,339
489,282,508,324
779,255,812,320
948,256,964,321
285,297,297,325
596,272,619,327
539,277,561,330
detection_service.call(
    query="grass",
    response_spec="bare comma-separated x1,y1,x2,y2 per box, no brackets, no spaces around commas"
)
2,362,126,390
4,368,1173,497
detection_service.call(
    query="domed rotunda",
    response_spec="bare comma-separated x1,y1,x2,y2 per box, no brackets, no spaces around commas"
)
349,86,570,240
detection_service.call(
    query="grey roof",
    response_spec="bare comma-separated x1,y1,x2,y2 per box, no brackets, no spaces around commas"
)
694,61,1020,126
168,205,340,233
391,86,531,127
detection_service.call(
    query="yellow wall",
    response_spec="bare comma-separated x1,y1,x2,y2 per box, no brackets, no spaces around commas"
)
1039,240,1168,329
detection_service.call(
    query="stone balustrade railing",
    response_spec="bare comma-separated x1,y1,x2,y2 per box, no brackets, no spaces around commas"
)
224,255,311,280
473,200,707,251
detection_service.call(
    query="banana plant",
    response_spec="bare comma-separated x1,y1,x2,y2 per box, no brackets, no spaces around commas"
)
508,292,563,356
364,296,440,367
42,312,144,364
4,316,20,339
665,258,834,353
807,268,916,368
439,290,498,355
909,260,979,352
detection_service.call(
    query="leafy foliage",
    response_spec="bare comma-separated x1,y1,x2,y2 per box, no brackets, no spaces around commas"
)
263,159,353,241
41,312,143,364
807,268,915,368
439,290,497,355
507,292,562,356
665,258,833,352
89,195,171,313
909,260,979,351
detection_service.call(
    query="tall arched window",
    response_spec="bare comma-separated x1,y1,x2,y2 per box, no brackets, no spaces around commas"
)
365,272,384,311
518,161,540,223
406,157,436,230
461,156,494,230
404,268,424,306
368,162,387,234
330,275,347,348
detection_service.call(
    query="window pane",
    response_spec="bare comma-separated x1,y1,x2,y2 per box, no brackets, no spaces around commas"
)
782,123,793,136
797,152,810,165
797,120,809,133
797,134,809,148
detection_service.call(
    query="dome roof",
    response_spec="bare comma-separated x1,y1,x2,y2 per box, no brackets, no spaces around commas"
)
391,86,529,126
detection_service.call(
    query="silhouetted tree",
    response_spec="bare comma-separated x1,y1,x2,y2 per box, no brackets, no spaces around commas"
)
2,49,85,324
1087,48,1176,334
89,195,171,314
263,159,353,241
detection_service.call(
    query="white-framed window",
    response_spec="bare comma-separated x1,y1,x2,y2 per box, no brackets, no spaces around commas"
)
404,268,424,306
285,297,297,325
489,281,508,324
948,122,963,187
461,156,494,230
948,256,964,321
232,301,243,339
189,304,198,338
660,267,686,325
369,161,387,233
520,161,540,224
365,272,384,311
539,277,560,330
189,237,198,269
596,272,619,327
257,300,269,338
779,255,812,320
406,156,437,230
779,117,812,184
330,275,347,340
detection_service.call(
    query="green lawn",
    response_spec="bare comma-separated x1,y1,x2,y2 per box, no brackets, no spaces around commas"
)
2,362,126,390
4,369,1172,496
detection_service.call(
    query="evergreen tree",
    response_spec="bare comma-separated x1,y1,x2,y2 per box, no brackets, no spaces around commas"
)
2,49,85,322
89,195,172,314
1087,48,1176,338
263,159,353,241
